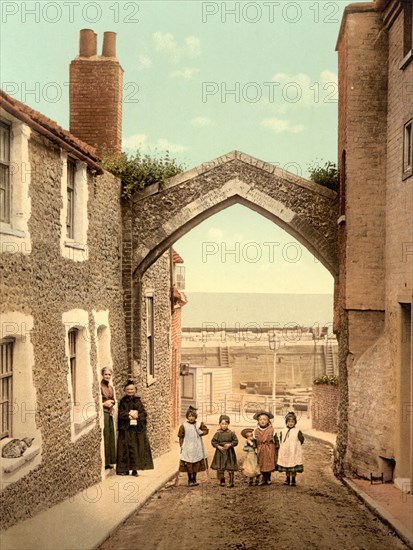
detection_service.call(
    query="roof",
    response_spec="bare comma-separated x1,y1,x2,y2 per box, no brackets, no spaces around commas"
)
0,90,103,174
172,249,184,264
172,285,187,305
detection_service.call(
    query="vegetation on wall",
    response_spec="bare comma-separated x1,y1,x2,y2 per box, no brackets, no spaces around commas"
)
308,159,339,192
103,150,185,198
313,375,339,386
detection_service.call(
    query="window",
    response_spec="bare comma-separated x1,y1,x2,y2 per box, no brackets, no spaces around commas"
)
0,314,42,481
146,294,155,384
182,373,194,399
66,158,76,239
68,329,78,404
175,265,186,290
401,0,413,69
60,155,88,261
0,338,14,439
0,117,31,253
403,119,413,180
0,121,11,224
339,149,346,220
63,311,96,441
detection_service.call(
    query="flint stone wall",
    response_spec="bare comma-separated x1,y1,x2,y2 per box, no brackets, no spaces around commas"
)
135,252,172,458
1,131,128,529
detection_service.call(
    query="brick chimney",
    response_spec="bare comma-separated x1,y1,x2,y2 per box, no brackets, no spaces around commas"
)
70,29,123,157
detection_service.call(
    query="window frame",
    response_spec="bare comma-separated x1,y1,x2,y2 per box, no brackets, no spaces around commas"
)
401,0,413,70
175,265,186,290
66,158,76,239
0,120,11,224
146,293,155,385
0,337,14,439
68,328,78,405
181,372,194,399
403,119,413,180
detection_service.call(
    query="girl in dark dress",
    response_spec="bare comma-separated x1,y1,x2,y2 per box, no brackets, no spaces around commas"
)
211,415,238,487
116,381,154,476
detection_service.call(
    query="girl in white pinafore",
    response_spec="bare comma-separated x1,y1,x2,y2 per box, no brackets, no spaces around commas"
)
277,411,304,486
178,406,209,486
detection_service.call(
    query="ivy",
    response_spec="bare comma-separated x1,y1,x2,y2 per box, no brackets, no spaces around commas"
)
308,159,339,192
102,150,185,198
313,375,339,386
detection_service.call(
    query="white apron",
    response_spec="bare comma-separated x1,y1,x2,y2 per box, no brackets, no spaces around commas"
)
277,427,303,468
180,421,208,463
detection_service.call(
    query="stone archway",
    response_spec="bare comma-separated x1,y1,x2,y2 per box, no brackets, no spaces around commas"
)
130,151,338,279
123,149,340,465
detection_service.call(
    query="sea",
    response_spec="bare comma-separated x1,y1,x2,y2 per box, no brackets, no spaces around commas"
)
181,292,334,329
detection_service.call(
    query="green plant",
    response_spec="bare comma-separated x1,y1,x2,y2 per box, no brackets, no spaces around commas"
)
102,150,185,198
313,375,338,386
308,159,339,192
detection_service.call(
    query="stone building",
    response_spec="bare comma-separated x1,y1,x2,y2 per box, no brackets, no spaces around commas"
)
0,30,180,528
336,0,412,489
0,86,129,528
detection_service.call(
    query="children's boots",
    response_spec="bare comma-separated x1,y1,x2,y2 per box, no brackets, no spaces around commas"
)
291,476,296,486
284,475,290,486
228,472,234,488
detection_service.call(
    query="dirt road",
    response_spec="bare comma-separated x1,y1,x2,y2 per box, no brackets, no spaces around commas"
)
98,439,407,550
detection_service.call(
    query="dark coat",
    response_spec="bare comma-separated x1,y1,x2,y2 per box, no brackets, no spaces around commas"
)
210,429,238,471
116,395,154,473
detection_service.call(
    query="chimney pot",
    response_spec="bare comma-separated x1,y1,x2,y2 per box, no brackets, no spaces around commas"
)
102,32,117,57
79,29,97,57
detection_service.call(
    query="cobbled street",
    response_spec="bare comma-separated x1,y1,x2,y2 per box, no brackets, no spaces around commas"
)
98,439,407,550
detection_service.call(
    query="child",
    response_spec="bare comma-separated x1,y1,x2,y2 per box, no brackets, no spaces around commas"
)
253,410,279,486
116,381,154,476
178,406,209,486
211,415,238,487
241,428,261,485
277,411,304,486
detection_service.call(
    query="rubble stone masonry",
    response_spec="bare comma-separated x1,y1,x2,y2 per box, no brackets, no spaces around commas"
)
1,130,128,529
134,253,173,458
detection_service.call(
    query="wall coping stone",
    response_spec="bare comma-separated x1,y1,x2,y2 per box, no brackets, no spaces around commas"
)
133,150,337,202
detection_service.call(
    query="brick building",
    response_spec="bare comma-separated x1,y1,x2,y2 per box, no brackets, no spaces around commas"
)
336,0,412,489
0,30,181,528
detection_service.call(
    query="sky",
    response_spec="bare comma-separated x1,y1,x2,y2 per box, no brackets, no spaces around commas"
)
1,0,365,293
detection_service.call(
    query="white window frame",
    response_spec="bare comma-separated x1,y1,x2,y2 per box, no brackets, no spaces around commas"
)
60,153,88,262
63,310,96,441
0,111,32,255
0,313,42,484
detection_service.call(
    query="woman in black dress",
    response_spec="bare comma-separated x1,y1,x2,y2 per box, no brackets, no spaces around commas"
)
116,381,154,476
